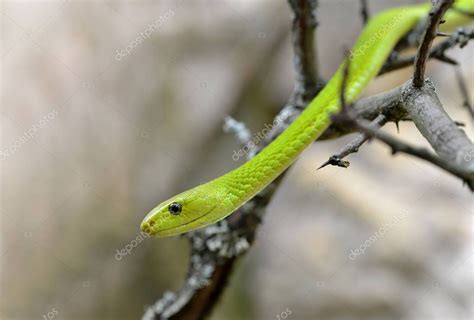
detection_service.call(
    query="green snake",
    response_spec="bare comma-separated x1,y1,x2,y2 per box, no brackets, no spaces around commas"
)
141,1,474,238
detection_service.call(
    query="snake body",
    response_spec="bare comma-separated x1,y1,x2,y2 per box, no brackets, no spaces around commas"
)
141,1,474,237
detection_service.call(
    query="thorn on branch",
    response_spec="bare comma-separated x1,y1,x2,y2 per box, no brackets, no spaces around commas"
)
433,54,458,65
318,156,350,169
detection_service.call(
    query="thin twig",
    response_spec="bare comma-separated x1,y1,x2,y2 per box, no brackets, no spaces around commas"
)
380,27,474,74
413,0,454,87
339,54,350,113
289,0,325,103
360,0,370,25
319,114,387,169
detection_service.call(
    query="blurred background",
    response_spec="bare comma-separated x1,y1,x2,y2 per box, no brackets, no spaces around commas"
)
1,0,473,319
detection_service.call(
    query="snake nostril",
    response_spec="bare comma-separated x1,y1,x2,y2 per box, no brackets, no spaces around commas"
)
149,220,155,227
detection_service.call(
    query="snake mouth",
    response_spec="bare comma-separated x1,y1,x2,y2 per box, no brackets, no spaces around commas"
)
142,203,219,237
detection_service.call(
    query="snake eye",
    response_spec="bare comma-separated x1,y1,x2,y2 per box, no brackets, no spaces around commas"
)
168,202,182,215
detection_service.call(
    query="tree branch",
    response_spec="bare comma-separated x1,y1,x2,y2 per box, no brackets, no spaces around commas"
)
289,0,325,104
319,85,408,140
401,79,474,175
329,77,474,189
413,0,454,87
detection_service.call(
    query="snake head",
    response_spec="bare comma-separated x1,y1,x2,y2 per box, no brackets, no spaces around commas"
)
140,184,224,237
